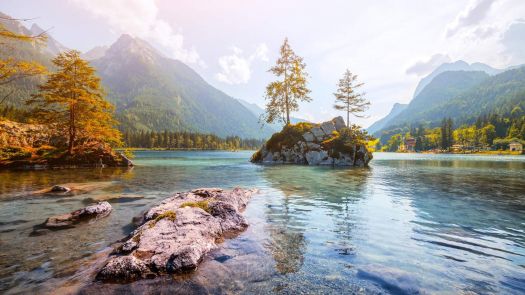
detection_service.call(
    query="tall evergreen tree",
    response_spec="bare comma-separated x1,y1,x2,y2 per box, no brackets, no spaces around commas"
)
28,50,121,154
333,69,369,127
264,38,310,125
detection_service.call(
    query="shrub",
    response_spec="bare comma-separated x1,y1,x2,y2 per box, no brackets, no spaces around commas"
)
180,200,211,213
251,149,262,162
0,146,32,161
266,122,313,152
321,125,372,156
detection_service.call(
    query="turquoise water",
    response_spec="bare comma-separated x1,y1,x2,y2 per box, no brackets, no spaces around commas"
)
1,151,525,294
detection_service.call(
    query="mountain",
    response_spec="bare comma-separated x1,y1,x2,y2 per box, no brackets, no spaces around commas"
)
29,24,68,56
412,60,502,98
82,45,108,60
372,71,489,137
91,34,274,139
236,98,309,132
367,103,407,134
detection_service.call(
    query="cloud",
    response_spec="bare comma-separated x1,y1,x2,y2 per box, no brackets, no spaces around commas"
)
501,20,525,63
69,0,202,66
446,0,498,38
406,54,451,76
215,43,269,85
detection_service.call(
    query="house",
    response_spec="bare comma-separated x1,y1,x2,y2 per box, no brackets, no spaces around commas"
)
509,142,523,152
404,137,416,152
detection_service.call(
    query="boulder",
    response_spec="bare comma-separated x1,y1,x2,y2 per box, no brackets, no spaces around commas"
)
320,121,336,136
96,188,257,282
332,116,346,131
302,132,315,142
310,127,325,140
41,201,112,229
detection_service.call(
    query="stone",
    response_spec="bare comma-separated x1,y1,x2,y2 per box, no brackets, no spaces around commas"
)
332,116,346,131
96,188,257,282
320,121,336,136
306,142,321,150
302,132,315,142
50,185,71,193
310,127,325,140
40,201,112,229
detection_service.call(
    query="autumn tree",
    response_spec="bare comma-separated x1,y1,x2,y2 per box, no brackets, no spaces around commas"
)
28,50,121,154
333,69,369,127
0,16,47,105
264,38,310,125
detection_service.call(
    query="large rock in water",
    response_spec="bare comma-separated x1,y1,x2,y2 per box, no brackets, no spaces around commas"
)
96,188,257,282
251,116,373,167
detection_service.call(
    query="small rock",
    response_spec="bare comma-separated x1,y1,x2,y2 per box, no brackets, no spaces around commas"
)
40,201,112,229
50,185,71,193
310,127,325,140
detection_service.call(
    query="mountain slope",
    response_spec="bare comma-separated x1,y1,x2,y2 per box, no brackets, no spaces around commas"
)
92,34,274,139
372,71,489,136
412,60,501,98
82,45,108,60
29,24,68,56
367,103,407,134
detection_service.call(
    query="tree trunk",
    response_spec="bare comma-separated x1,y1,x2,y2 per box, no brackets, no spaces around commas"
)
68,103,76,155
346,110,350,128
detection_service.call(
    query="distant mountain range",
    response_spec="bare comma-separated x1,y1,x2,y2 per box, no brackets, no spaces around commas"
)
368,61,525,140
0,13,275,139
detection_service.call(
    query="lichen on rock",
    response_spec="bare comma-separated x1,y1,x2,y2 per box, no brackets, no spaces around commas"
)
251,116,373,167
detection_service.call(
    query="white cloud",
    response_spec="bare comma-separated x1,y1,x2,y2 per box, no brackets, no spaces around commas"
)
69,0,203,66
215,43,269,85
446,0,498,38
501,20,525,64
406,54,451,76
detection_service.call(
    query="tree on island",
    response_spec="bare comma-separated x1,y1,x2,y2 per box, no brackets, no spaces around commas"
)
333,69,370,127
28,50,121,155
0,17,47,105
263,38,310,125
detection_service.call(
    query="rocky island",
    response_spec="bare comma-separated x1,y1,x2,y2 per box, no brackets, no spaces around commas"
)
251,116,373,167
96,187,257,282
0,120,132,169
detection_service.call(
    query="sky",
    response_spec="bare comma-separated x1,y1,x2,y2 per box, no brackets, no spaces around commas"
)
2,0,525,127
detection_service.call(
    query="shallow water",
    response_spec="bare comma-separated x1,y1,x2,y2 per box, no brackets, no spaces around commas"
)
1,151,525,294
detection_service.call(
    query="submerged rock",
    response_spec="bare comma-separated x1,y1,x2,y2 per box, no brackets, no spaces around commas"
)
50,185,71,193
96,187,257,282
251,116,373,167
40,201,112,229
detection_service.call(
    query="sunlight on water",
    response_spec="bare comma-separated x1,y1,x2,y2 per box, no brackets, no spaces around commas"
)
0,151,524,294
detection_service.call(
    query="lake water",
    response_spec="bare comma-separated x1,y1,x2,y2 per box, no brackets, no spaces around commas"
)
1,151,524,294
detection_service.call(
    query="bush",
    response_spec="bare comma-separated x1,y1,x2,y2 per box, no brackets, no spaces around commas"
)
0,146,32,161
321,125,372,156
266,122,313,152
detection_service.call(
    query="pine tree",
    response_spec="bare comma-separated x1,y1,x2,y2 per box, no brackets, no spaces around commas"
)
264,38,310,125
333,69,369,127
28,50,121,154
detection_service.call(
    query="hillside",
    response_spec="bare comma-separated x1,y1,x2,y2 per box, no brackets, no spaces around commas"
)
91,34,274,139
237,98,309,132
367,103,407,134
412,60,502,98
0,14,274,139
372,71,489,136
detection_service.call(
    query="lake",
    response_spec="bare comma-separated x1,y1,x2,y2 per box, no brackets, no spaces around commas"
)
0,151,524,294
